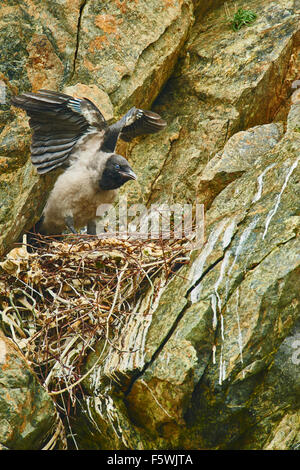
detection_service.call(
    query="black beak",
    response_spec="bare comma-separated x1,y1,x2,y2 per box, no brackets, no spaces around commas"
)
119,169,137,181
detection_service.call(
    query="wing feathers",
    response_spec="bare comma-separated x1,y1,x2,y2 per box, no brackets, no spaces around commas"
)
35,89,74,100
31,141,76,156
34,154,71,174
31,136,78,146
31,149,71,164
102,107,167,151
11,90,107,174
12,90,167,174
120,108,167,142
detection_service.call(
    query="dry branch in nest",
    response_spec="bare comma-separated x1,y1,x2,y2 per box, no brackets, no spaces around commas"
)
0,233,191,405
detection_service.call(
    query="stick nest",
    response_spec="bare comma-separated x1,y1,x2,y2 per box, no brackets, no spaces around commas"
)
0,234,190,399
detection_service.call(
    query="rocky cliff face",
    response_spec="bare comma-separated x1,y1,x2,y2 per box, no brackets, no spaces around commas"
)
0,0,299,450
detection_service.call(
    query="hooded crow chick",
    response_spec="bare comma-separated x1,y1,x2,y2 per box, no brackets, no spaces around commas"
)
11,90,166,237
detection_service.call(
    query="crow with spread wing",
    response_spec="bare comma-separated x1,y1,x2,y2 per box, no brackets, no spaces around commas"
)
12,90,166,236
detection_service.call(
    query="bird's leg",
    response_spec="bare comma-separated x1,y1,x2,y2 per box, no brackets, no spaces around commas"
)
65,215,77,234
87,220,97,235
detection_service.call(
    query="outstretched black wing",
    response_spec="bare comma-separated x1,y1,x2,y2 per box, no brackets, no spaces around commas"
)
102,107,167,152
11,90,108,174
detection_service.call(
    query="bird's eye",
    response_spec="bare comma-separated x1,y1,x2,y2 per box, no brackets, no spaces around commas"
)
115,164,121,170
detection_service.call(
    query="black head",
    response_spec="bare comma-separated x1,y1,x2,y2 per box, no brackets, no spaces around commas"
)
99,154,137,190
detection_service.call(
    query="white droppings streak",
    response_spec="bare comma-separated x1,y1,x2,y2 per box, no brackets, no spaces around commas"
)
218,345,227,385
227,216,259,278
174,329,180,341
210,293,218,330
190,283,202,304
91,360,102,390
219,346,224,385
235,288,245,378
214,250,231,313
166,353,171,366
222,218,237,249
103,395,129,447
252,163,275,203
225,217,259,300
262,157,300,239
220,314,225,342
190,218,229,303
217,218,258,386
86,397,102,434
212,345,216,364
222,360,226,382
0,339,6,364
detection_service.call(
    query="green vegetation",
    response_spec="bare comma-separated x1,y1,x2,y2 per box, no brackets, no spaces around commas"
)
231,8,257,31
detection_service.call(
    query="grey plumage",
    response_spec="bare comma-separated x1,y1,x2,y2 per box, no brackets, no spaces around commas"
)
11,90,166,237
